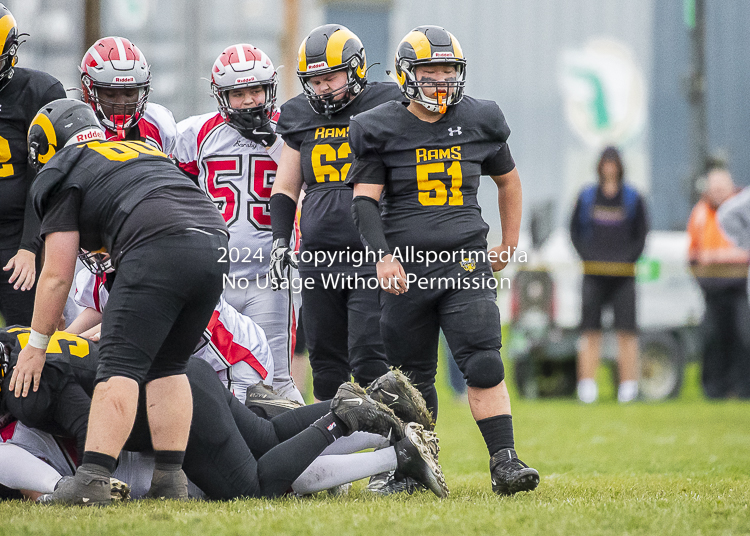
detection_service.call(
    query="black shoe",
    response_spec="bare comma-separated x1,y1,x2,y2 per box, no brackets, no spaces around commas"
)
366,471,425,496
394,423,449,498
330,382,405,441
367,369,434,431
37,466,112,506
245,381,303,419
146,468,189,500
490,448,540,495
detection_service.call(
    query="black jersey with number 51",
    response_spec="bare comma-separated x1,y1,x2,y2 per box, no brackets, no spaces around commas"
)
347,96,516,255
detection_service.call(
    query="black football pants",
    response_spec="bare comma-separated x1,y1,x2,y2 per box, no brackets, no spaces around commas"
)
301,270,389,400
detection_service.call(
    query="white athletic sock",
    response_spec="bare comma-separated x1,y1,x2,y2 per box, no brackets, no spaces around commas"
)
291,447,397,495
577,378,598,403
0,443,63,493
320,431,389,455
618,380,639,403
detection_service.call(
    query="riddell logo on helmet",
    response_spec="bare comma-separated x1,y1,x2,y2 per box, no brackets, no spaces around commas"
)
113,76,136,83
432,52,454,58
307,62,328,71
235,77,257,84
74,129,106,143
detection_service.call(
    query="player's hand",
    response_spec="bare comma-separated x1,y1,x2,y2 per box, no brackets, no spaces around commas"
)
489,244,514,272
269,238,298,291
8,344,47,398
377,254,408,295
3,249,36,291
245,122,278,148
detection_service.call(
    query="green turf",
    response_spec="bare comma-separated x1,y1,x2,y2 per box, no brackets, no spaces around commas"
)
2,361,748,535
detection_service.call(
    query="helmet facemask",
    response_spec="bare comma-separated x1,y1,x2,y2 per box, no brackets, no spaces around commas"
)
299,58,366,117
401,60,466,114
78,249,114,276
81,75,150,139
213,77,277,137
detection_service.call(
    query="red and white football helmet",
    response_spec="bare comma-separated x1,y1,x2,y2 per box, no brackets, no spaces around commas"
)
211,44,277,135
80,36,150,138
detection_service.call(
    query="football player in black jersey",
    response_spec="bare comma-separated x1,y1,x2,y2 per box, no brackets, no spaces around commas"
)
348,26,540,495
0,4,65,325
10,98,229,505
269,25,401,402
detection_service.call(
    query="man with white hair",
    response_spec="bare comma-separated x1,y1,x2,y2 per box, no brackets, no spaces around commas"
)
687,166,750,399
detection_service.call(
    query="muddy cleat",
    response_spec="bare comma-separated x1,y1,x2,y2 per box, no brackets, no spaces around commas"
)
37,466,112,506
366,369,434,430
490,448,540,495
366,470,426,495
146,468,189,500
394,423,449,498
109,478,131,501
330,382,405,441
245,381,303,419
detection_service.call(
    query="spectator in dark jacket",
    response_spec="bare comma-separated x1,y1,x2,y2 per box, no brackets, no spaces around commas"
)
570,146,649,403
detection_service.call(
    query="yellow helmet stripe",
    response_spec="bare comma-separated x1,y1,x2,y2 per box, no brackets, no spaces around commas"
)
325,27,359,68
0,13,16,50
297,40,307,72
403,31,432,61
449,33,464,60
29,112,57,164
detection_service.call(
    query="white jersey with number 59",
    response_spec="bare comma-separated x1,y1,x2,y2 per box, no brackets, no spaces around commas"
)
174,112,282,280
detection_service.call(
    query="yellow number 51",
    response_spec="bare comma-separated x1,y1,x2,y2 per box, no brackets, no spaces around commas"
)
417,161,463,206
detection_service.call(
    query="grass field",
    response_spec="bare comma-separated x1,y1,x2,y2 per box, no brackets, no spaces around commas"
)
1,361,749,536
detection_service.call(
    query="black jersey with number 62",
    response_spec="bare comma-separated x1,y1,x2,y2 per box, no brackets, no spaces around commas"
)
346,96,516,254
276,82,402,254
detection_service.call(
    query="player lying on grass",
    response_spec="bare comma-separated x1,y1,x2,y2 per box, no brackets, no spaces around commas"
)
0,329,447,503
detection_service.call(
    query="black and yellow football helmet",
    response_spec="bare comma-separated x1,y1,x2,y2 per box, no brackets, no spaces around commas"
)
297,24,367,116
27,98,105,172
394,26,466,114
0,3,24,92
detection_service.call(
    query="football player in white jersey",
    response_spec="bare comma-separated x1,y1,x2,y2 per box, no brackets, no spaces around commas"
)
173,44,303,404
68,253,275,404
79,36,176,154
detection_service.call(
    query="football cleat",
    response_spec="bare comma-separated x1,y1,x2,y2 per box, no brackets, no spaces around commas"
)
330,382,404,441
146,468,189,501
245,381,303,419
366,369,434,430
109,478,131,501
366,471,425,496
37,467,112,506
489,448,540,495
394,423,448,498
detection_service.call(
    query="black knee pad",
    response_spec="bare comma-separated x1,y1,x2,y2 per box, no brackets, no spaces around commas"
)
463,350,505,388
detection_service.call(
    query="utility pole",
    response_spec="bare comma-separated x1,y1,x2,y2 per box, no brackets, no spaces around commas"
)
686,0,708,204
281,0,300,102
83,0,101,52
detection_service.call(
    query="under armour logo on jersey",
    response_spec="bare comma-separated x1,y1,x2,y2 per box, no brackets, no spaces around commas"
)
448,127,462,136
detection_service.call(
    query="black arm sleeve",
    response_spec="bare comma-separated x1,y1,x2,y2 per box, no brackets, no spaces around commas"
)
270,193,297,242
351,196,390,256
